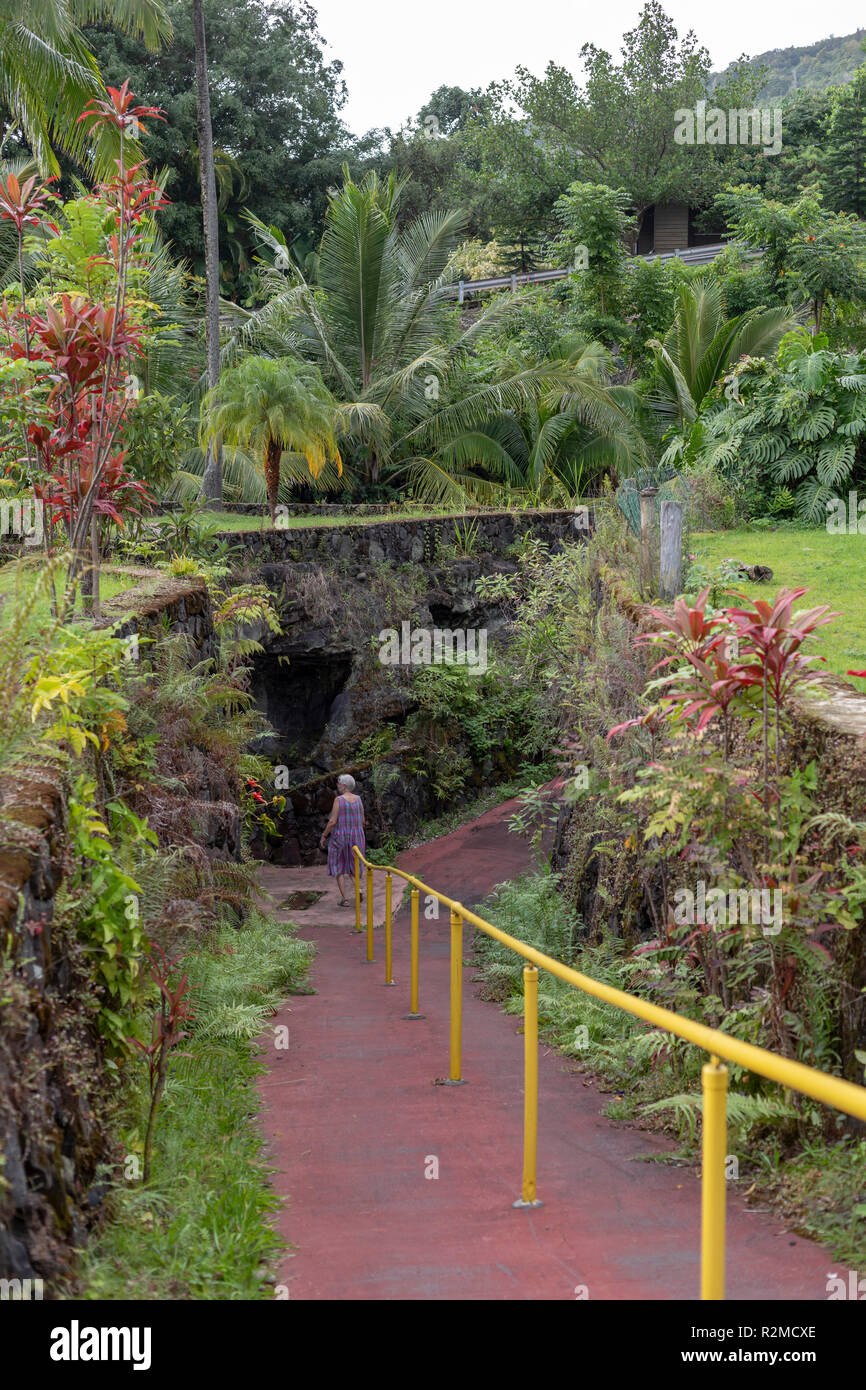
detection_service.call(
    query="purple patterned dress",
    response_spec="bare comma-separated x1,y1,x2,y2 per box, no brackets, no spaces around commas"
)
328,795,365,877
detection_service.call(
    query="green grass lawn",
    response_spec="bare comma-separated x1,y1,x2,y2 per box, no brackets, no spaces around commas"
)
0,562,162,627
690,528,866,679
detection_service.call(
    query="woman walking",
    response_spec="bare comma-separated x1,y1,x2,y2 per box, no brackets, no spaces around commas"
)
320,773,366,907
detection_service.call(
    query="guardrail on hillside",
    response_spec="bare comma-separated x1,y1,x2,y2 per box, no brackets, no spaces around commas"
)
352,845,866,1301
451,244,731,302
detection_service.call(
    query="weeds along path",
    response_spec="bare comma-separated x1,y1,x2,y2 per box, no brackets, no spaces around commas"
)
256,798,845,1301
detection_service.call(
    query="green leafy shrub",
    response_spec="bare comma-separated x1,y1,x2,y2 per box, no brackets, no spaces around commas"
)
679,331,866,521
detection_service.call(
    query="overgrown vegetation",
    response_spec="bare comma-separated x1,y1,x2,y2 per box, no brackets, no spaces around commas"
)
75,911,312,1299
0,540,311,1294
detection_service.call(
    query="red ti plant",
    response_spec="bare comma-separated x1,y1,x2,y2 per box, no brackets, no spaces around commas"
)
629,588,746,757
606,706,668,756
0,82,165,612
725,588,835,827
130,944,194,1185
0,171,57,479
26,294,153,540
0,171,56,345
63,82,165,595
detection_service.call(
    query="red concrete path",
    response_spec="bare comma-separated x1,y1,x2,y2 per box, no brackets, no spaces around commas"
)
257,797,846,1300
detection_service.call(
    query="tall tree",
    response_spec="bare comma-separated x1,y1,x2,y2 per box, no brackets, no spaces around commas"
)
84,0,357,296
822,61,866,216
192,0,220,505
717,184,866,334
486,2,762,245
458,104,576,268
386,87,487,235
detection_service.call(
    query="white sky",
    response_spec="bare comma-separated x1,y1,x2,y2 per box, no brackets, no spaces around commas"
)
310,0,866,135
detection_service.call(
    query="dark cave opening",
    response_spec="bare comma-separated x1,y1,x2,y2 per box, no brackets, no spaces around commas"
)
249,650,353,765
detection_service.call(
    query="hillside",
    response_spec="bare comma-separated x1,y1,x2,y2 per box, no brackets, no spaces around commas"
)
712,29,865,100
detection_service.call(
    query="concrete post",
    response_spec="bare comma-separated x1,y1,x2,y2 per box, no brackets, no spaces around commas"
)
639,486,659,598
659,499,684,601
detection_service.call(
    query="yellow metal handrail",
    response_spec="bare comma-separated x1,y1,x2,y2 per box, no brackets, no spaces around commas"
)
352,846,866,1299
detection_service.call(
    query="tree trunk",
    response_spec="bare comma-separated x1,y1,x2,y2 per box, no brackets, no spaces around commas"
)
264,438,281,522
194,0,222,508
813,298,824,336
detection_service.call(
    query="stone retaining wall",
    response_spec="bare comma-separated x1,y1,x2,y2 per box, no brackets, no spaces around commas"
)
222,508,582,568
155,501,538,518
0,576,221,1284
0,767,104,1288
101,575,215,665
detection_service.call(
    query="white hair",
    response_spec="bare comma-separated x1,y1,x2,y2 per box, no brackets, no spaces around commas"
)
337,774,355,791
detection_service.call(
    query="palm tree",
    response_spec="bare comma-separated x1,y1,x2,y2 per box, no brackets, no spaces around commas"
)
201,356,342,522
0,0,170,175
434,334,649,501
647,275,795,427
227,172,651,504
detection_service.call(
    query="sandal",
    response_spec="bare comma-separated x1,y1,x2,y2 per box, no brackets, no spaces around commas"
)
338,897,351,907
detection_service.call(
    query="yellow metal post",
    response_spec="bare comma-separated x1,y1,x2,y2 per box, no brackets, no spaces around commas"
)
384,873,395,985
443,905,466,1084
701,1055,728,1300
403,889,424,1020
354,850,361,932
366,866,374,962
513,965,543,1208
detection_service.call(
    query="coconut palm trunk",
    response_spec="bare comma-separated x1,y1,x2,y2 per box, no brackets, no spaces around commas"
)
193,0,222,507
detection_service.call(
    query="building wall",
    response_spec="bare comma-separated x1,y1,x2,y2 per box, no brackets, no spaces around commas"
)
652,202,690,254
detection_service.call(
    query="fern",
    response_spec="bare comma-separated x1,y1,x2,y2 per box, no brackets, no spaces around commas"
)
641,1090,797,1144
195,1001,277,1040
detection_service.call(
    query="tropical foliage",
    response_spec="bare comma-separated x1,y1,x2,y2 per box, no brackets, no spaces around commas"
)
3,0,866,1300
0,0,170,175
226,171,650,502
201,354,342,520
672,331,866,522
647,275,795,425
